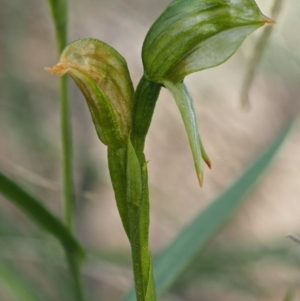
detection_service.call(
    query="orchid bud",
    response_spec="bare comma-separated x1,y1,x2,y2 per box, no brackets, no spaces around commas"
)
142,0,272,185
46,38,134,149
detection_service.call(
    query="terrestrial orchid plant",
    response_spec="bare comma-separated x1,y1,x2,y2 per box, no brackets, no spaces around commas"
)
2,0,291,300
45,0,274,300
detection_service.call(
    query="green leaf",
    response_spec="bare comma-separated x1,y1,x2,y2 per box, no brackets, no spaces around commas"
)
123,118,294,301
153,119,294,295
0,171,84,258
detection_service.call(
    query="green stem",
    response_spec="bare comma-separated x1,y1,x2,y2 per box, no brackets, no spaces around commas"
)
65,250,84,301
46,1,84,300
128,201,147,301
57,56,85,301
108,76,160,301
60,74,74,230
126,141,155,301
108,143,156,300
131,75,161,157
47,0,74,229
57,23,85,301
129,76,160,300
106,76,160,301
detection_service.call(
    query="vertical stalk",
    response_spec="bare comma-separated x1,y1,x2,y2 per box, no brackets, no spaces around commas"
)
46,1,84,300
129,76,161,300
66,251,84,301
111,76,160,301
60,73,74,230
47,0,74,231
131,76,161,157
126,141,156,301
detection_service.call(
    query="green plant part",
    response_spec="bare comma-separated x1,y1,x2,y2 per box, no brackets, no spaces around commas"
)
44,2,275,301
143,0,273,82
0,171,84,259
46,38,156,301
142,0,273,185
46,38,134,149
46,38,134,239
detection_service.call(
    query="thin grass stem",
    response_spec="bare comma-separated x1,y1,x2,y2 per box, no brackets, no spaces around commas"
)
66,251,85,301
46,1,85,300
60,74,74,230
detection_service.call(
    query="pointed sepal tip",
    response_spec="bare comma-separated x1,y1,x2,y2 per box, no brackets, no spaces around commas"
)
262,15,276,24
197,172,203,188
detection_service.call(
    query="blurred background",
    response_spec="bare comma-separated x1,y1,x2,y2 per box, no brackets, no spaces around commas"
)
0,0,300,300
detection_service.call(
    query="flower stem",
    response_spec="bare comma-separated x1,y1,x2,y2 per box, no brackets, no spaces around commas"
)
131,76,161,158
65,250,85,301
129,76,161,300
109,76,160,301
46,1,84,300
60,74,74,230
128,152,153,301
46,0,74,229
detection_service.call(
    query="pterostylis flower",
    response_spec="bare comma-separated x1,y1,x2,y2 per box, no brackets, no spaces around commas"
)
142,0,273,186
46,38,134,149
46,38,135,238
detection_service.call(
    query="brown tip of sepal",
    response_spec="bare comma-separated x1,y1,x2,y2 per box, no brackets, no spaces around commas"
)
203,157,212,169
197,172,203,188
262,15,276,25
44,63,72,76
201,149,212,169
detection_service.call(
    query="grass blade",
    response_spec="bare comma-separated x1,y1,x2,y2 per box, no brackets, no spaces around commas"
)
123,118,295,300
153,119,294,295
0,171,83,257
